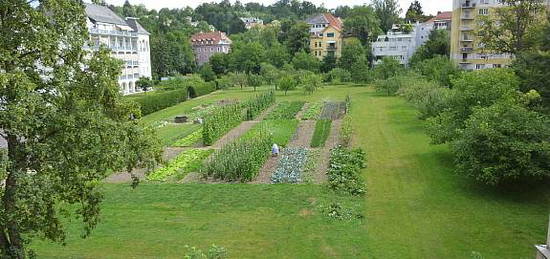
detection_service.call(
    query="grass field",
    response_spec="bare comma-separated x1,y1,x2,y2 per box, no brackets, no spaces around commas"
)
32,85,550,258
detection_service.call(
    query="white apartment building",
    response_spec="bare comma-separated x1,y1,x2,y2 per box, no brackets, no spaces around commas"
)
85,3,152,95
372,12,452,66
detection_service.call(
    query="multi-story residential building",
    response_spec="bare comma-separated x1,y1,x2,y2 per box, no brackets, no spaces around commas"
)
450,0,511,70
372,11,452,67
240,17,264,30
85,3,152,95
191,31,232,66
306,13,344,59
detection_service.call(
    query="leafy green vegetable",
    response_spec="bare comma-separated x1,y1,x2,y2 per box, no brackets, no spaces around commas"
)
311,120,332,148
147,149,213,181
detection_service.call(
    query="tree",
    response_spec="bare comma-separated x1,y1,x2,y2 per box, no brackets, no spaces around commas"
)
277,75,297,95
344,6,381,46
413,56,460,87
301,72,322,94
372,0,402,33
453,101,550,185
260,63,280,88
374,56,402,80
476,0,546,55
209,53,229,75
199,64,217,82
285,21,310,55
405,0,425,23
0,1,160,257
426,69,521,144
151,31,196,79
136,77,154,92
409,29,450,66
229,42,265,74
512,45,550,113
338,38,367,71
321,54,337,73
247,74,264,91
292,51,321,72
327,68,352,83
350,56,374,83
228,72,248,89
266,43,291,68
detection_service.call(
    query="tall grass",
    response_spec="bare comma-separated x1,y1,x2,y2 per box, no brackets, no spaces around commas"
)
311,120,332,148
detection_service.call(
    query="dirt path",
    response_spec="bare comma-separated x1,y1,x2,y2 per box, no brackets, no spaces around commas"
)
314,119,342,184
295,102,309,120
288,120,316,148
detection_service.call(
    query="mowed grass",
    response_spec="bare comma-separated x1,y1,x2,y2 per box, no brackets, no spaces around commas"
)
32,184,366,258
353,89,550,258
31,85,550,258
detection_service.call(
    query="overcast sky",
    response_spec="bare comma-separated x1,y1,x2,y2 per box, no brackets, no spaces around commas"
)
101,0,452,16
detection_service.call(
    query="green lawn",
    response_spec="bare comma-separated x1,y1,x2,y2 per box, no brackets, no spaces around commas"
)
32,85,550,258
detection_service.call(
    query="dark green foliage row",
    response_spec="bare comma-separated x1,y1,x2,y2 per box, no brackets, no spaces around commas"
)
311,120,332,148
266,101,305,120
202,129,273,182
327,147,367,196
202,92,275,145
126,88,188,116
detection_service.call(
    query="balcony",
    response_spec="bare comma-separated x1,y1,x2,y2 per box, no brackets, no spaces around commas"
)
89,28,137,37
461,14,474,20
461,2,476,8
327,45,337,50
460,37,474,42
460,26,474,31
459,59,472,64
461,47,474,52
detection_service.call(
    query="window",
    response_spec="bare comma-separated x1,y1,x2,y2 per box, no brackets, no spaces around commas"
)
479,8,489,15
318,42,322,47
480,0,489,4
327,33,335,37
493,64,502,68
475,64,485,70
319,33,323,37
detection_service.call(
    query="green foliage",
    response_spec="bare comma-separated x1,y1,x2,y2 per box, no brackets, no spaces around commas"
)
327,68,352,84
413,55,460,86
147,149,213,181
260,63,281,86
266,101,305,120
426,69,521,144
350,56,374,83
277,75,298,95
199,64,217,82
247,73,264,91
0,1,161,256
173,128,203,147
209,53,229,75
343,6,381,45
512,51,550,112
301,72,323,94
243,91,276,120
453,101,550,185
410,30,451,66
340,114,353,147
327,147,367,196
405,0,429,23
302,102,323,120
266,43,291,68
374,56,403,80
136,77,154,92
242,119,299,147
229,41,265,74
397,73,451,119
202,128,272,182
320,202,364,221
285,22,311,55
311,120,332,148
373,0,402,33
292,51,321,72
338,38,366,71
321,54,337,73
151,31,196,79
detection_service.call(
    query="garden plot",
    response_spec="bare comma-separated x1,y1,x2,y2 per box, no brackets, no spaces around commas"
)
265,101,305,120
301,102,323,120
147,149,213,182
319,102,347,120
271,148,309,183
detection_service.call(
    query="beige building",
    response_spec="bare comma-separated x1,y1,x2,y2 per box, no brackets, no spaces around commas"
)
306,13,344,59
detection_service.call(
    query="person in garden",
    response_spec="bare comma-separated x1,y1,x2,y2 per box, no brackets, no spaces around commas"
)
272,143,280,156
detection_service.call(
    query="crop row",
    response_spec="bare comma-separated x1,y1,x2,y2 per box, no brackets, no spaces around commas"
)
202,92,275,145
319,102,347,120
202,128,272,182
271,148,309,183
311,119,332,148
147,149,213,181
301,102,323,120
327,146,366,196
241,119,299,147
173,128,202,147
266,101,305,120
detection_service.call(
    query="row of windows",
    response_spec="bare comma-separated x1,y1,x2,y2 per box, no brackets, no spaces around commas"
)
196,46,228,52
315,32,336,38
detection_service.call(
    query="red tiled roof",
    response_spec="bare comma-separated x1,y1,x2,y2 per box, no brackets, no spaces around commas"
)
435,11,452,21
323,13,343,31
191,31,229,43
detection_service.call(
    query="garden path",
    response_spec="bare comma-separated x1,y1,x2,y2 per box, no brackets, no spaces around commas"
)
314,119,342,184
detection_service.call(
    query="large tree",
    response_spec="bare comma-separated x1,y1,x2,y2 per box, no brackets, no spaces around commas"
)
409,29,451,66
372,0,402,33
150,31,196,79
476,0,546,55
343,6,381,46
0,1,161,257
405,0,426,23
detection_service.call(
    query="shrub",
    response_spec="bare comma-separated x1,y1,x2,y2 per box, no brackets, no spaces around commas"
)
311,120,332,148
396,72,451,119
413,55,460,87
202,128,272,182
266,101,305,120
320,202,363,221
326,68,352,83
127,88,187,116
183,244,228,259
327,146,366,196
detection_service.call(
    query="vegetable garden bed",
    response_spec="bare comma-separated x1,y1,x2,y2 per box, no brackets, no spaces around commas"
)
147,149,213,182
266,101,305,120
310,120,332,148
241,119,299,147
301,102,323,120
319,102,347,120
271,148,309,184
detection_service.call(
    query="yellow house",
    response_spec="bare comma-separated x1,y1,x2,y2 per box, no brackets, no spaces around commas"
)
450,0,513,70
306,13,344,59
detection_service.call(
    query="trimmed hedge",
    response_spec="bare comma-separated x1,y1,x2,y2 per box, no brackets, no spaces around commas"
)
128,88,187,116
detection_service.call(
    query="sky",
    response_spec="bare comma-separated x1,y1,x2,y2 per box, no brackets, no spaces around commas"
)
101,0,452,16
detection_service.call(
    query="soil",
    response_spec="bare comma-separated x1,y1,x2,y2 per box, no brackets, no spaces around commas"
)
250,154,280,184
294,102,309,120
288,120,316,148
314,119,342,184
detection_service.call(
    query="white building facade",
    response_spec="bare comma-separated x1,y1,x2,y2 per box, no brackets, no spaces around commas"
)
372,24,422,66
85,3,152,95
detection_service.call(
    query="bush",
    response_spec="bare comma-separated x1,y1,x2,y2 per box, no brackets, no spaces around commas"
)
202,128,272,182
413,55,460,87
327,147,366,196
453,101,550,185
327,68,352,83
311,120,332,148
127,88,187,116
396,72,451,119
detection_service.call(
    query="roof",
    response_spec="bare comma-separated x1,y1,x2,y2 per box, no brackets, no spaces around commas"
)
306,13,343,31
435,11,452,21
191,31,232,44
85,3,127,25
126,18,150,35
